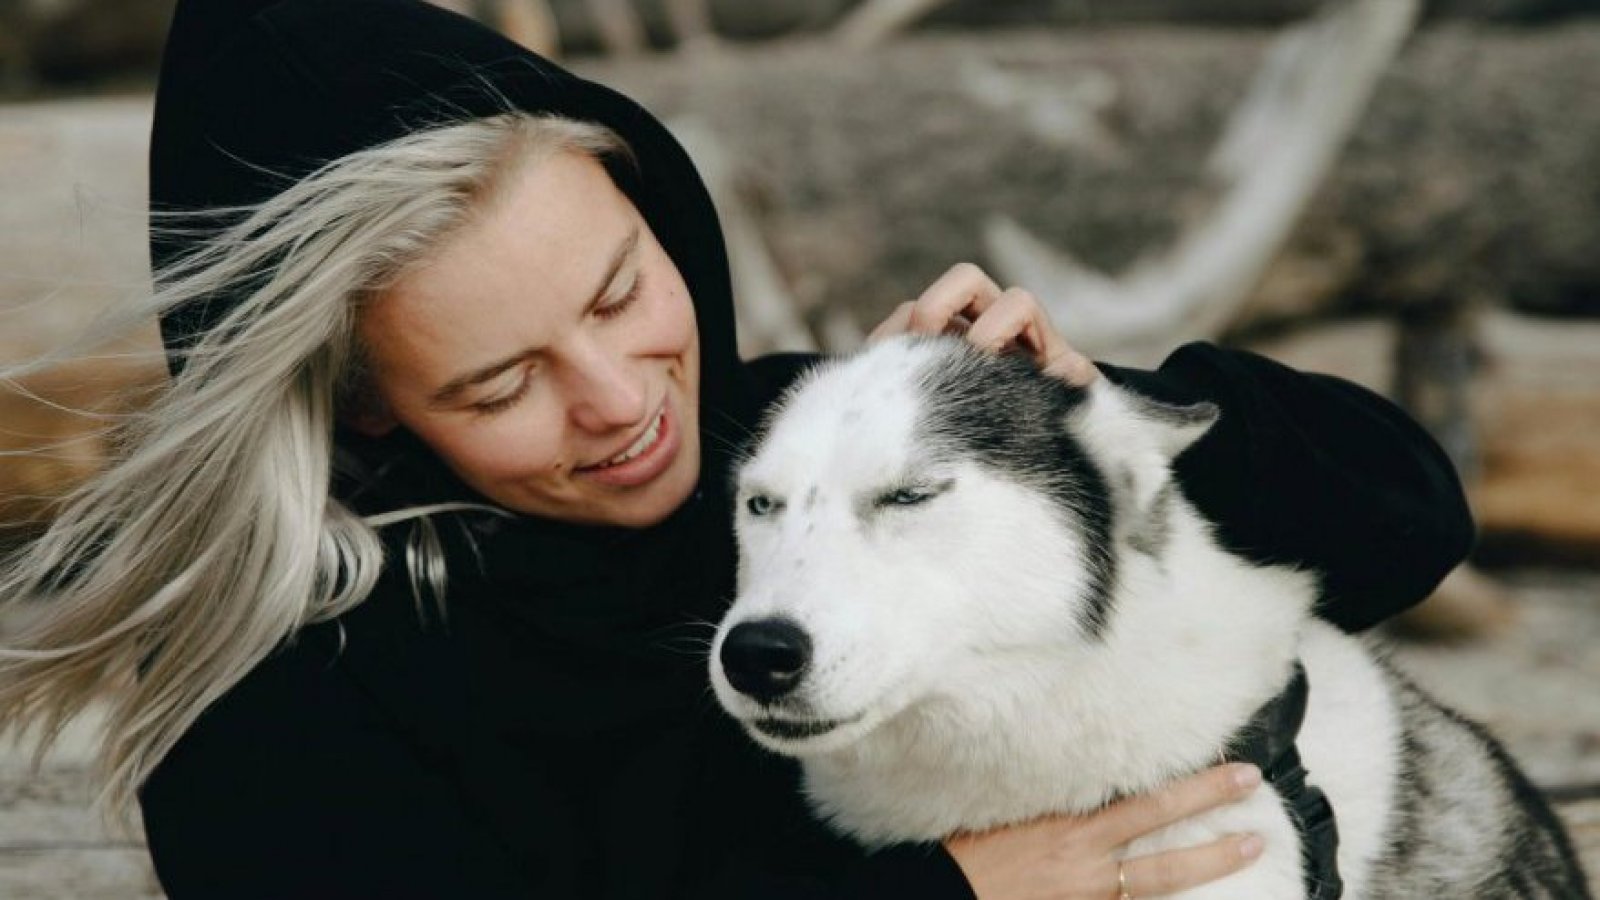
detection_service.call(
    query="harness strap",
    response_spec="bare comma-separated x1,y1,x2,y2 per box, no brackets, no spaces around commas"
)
1224,664,1344,900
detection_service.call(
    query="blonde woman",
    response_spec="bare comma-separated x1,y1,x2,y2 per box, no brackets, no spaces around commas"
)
0,0,1472,896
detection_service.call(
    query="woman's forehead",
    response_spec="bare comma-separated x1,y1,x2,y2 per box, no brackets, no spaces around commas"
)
362,152,641,379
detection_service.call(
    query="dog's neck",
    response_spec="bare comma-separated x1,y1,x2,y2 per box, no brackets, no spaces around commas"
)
802,496,1317,846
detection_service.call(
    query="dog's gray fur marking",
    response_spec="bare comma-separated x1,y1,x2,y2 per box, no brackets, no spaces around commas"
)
913,347,1119,638
1366,663,1589,898
1127,484,1174,558
1127,391,1221,432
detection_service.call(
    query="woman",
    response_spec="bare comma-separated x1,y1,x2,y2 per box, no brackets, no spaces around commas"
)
0,0,1473,897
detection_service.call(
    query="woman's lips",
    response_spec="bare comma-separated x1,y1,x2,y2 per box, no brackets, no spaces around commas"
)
577,402,679,488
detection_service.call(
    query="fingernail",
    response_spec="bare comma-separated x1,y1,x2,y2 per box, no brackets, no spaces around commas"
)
1238,834,1265,859
1233,764,1262,790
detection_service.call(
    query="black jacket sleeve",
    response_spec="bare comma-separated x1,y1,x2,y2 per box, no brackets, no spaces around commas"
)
1100,342,1476,631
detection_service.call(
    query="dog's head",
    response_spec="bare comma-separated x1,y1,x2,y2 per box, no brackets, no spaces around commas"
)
710,336,1217,757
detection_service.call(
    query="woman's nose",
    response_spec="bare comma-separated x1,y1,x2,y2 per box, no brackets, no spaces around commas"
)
564,346,647,432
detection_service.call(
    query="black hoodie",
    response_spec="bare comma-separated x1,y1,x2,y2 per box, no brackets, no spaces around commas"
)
138,1,1474,897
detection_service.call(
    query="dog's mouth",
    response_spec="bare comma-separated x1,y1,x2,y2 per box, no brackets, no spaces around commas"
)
750,713,861,742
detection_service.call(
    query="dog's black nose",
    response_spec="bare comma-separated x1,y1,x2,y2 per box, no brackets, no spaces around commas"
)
720,618,812,703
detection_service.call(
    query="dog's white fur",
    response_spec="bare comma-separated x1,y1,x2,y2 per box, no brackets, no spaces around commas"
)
712,338,1412,897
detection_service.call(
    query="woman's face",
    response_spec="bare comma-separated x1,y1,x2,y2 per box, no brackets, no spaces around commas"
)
355,150,702,527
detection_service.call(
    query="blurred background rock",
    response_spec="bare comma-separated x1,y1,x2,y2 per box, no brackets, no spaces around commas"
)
2,0,1597,895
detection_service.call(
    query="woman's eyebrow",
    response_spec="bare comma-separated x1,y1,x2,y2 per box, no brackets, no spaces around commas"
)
426,226,643,407
580,225,641,317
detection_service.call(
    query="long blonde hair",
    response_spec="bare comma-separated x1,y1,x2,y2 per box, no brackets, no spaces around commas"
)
0,112,632,819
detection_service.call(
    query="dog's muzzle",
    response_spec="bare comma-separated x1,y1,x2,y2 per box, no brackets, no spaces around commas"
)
719,617,811,703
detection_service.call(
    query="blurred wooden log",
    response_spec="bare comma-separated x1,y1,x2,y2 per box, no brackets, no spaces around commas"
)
7,0,1593,90
1471,313,1600,567
579,24,1600,335
0,97,161,543
982,0,1420,364
1248,312,1600,568
14,0,174,87
1390,563,1517,642
0,98,152,357
1395,300,1480,478
541,0,1595,53
0,358,164,546
833,0,951,48
670,119,819,356
586,0,649,55
495,0,562,57
663,0,720,49
915,0,1598,27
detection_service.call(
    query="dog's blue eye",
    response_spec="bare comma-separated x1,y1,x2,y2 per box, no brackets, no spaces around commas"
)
746,494,779,516
879,488,931,508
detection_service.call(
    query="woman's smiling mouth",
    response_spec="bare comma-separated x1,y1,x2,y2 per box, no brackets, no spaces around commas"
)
578,403,680,488
601,408,665,466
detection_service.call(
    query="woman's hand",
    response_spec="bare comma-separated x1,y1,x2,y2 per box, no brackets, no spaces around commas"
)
942,763,1266,900
869,262,1100,386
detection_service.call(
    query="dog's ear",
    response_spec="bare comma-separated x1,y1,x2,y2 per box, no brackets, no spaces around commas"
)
1126,394,1219,460
1070,380,1218,465
1068,383,1219,554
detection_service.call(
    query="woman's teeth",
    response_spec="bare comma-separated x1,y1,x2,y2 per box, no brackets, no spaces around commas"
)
601,410,664,467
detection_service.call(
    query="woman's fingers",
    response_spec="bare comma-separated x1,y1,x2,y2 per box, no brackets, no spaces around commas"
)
1120,833,1265,897
966,286,1097,386
867,300,917,343
964,288,1041,354
865,261,996,343
944,767,1264,900
906,262,1003,335
867,262,1099,385
1094,764,1262,847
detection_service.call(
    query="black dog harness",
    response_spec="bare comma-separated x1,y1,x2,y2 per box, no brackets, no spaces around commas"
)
1224,664,1344,900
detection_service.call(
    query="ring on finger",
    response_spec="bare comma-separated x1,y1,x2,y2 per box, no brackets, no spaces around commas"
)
1118,860,1134,900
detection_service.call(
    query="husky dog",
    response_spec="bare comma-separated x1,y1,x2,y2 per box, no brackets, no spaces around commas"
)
710,336,1588,898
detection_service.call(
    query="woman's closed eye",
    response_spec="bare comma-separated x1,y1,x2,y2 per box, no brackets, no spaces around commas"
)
469,372,533,415
596,273,645,320
467,271,647,415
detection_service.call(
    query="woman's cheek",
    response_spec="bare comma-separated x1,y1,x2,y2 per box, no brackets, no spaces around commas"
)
481,416,565,480
433,413,565,486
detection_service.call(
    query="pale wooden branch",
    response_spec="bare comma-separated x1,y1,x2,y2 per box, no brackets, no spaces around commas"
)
663,0,719,51
833,0,951,49
985,0,1422,365
817,306,866,355
494,0,561,57
669,118,818,356
958,60,1122,159
588,0,649,56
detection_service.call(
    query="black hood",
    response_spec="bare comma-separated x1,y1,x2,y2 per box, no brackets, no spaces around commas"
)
149,0,745,427
148,0,767,639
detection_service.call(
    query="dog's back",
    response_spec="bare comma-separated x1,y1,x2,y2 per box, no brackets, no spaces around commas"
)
712,337,1589,898
1366,665,1587,896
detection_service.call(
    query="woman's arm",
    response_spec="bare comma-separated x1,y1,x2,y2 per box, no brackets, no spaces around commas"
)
1098,344,1473,631
694,766,1262,900
872,263,1474,631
